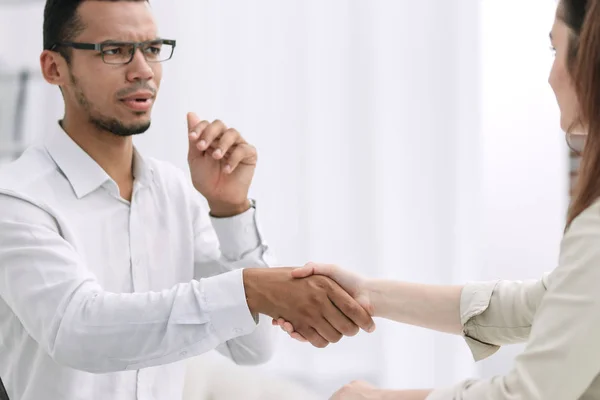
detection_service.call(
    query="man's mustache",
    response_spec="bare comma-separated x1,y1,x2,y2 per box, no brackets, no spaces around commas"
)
117,83,157,98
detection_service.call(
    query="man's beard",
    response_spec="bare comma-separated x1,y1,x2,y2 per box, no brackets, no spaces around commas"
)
70,72,151,137
89,114,151,137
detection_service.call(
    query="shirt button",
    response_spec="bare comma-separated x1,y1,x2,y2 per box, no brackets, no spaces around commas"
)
234,328,243,334
180,351,188,356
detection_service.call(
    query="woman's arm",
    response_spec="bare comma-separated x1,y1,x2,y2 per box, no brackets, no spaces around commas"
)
288,264,463,334
368,275,548,353
284,263,548,359
366,279,463,334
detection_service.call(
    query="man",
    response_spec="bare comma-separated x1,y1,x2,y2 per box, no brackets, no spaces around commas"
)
0,1,375,399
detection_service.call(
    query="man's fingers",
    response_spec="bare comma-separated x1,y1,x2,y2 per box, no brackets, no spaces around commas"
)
197,119,227,151
188,120,209,142
186,116,256,176
310,304,344,344
295,325,329,348
275,318,300,339
273,318,293,333
188,120,210,162
290,332,308,342
187,112,203,133
224,144,257,173
274,318,297,335
323,300,360,337
283,321,294,334
211,128,243,160
328,284,375,333
187,113,209,143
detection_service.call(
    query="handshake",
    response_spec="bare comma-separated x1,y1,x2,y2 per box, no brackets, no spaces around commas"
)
243,263,374,348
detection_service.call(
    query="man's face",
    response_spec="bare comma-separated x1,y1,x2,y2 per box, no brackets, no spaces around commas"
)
62,1,163,136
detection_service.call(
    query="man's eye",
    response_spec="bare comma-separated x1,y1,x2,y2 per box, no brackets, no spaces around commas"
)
103,47,122,56
145,46,162,55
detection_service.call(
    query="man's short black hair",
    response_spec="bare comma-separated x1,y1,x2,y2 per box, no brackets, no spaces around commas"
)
43,0,148,62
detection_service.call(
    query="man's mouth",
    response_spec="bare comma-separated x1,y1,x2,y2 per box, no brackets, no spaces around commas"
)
120,92,155,111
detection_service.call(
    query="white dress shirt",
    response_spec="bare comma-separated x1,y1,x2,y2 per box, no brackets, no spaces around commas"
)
427,199,600,399
0,123,276,400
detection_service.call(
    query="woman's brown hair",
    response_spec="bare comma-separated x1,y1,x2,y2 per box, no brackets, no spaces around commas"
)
563,0,600,228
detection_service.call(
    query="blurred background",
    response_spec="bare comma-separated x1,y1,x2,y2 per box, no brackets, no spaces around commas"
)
0,0,571,398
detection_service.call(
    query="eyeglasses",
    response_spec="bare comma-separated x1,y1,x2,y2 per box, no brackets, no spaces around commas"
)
50,39,176,65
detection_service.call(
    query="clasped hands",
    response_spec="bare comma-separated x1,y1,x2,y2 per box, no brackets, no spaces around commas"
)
270,263,374,346
242,264,375,349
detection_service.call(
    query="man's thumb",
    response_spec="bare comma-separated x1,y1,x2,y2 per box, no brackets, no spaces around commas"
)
187,112,202,133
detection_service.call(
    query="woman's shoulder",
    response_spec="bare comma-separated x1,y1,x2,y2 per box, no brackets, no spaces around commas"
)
564,198,600,237
555,199,600,286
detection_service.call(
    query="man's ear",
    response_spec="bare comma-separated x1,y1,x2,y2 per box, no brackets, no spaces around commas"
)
40,50,69,87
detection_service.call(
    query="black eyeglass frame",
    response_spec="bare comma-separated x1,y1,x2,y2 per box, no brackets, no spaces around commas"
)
49,39,177,65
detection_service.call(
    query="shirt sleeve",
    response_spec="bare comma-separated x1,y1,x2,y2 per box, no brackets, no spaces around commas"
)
0,190,258,374
459,273,549,361
427,202,600,399
191,194,277,366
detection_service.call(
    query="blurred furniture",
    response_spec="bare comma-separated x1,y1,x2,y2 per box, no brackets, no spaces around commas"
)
182,352,321,400
0,68,31,164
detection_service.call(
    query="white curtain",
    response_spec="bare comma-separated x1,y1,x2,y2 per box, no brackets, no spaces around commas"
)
140,0,484,394
0,0,567,398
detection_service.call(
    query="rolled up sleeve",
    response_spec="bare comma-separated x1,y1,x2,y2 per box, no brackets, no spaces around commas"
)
427,202,600,399
460,274,549,361
460,281,501,361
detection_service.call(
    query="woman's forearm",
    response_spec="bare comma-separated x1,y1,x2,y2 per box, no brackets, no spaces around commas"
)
366,279,464,335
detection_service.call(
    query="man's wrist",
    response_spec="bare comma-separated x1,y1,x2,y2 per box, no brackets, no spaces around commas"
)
209,199,252,218
243,268,264,315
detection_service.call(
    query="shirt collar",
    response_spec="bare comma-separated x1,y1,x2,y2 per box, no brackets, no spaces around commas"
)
44,121,154,199
132,147,154,188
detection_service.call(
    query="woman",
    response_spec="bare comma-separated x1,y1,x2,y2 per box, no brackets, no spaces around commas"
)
274,0,600,398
